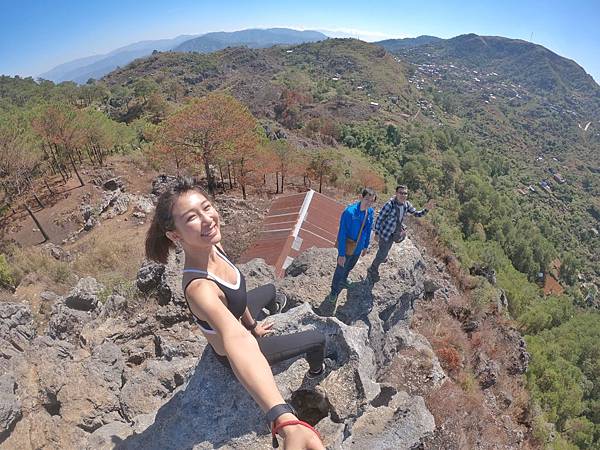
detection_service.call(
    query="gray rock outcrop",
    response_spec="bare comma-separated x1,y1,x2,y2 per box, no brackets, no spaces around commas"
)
0,374,22,442
2,239,459,449
0,302,35,365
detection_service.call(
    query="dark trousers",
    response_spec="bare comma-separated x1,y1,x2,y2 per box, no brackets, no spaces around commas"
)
330,253,360,296
368,237,394,276
218,284,326,372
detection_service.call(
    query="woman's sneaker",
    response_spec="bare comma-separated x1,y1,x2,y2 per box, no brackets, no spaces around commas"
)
267,292,287,315
340,279,352,290
306,362,326,379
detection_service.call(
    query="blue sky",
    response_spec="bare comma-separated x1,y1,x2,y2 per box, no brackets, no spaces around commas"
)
1,0,599,83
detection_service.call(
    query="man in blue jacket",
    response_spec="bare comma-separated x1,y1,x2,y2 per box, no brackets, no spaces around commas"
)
326,188,376,303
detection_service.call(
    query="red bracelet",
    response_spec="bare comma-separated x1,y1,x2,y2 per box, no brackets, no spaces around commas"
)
271,420,321,448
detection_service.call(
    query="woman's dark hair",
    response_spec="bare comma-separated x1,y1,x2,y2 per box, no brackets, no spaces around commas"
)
361,187,375,198
145,177,208,264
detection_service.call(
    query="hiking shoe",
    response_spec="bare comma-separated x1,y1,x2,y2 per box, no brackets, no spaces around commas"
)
340,279,354,290
367,270,380,283
325,292,338,303
306,362,326,379
267,292,287,315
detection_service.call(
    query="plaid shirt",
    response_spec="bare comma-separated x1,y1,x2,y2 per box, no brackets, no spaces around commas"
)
374,198,426,242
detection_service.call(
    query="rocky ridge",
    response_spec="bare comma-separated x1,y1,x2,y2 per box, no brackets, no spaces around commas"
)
0,226,529,449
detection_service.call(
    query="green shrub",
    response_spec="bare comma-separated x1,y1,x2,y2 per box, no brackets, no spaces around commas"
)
0,253,14,288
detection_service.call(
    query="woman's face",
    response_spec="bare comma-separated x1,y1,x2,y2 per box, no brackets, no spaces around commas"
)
170,191,221,249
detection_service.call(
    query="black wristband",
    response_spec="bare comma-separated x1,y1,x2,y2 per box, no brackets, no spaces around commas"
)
244,320,258,331
266,403,295,424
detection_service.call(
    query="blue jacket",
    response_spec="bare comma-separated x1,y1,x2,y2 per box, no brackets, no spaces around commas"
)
336,201,374,257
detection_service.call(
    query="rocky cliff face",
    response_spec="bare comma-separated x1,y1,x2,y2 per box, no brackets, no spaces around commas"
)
0,237,526,449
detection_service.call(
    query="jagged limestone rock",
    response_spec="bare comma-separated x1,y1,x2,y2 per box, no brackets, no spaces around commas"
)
48,301,94,340
0,302,35,363
116,303,382,449
64,276,104,311
3,242,447,449
341,390,435,449
237,258,276,291
0,374,21,442
103,177,123,191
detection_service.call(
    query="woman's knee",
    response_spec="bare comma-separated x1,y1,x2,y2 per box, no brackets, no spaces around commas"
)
303,329,326,349
255,283,276,300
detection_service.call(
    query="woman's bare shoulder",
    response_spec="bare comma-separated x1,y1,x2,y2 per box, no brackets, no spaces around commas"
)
185,278,221,308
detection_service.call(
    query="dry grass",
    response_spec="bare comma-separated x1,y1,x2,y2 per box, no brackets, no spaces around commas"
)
71,225,147,296
437,345,462,373
8,246,74,287
417,301,472,379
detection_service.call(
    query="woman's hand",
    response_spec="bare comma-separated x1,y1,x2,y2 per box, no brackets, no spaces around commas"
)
277,419,325,450
252,321,274,337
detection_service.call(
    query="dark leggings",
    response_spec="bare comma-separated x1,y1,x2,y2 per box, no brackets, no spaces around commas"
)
218,284,326,372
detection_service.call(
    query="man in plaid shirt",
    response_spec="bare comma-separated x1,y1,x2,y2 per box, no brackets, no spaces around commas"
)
367,185,428,282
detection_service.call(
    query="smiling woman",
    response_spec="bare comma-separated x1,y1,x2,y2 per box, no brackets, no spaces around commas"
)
144,177,326,449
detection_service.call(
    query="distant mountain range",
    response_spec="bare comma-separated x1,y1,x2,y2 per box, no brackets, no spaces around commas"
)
39,28,328,84
39,35,195,84
174,28,326,53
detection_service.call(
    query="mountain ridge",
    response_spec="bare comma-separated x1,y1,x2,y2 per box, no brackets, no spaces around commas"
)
38,28,328,84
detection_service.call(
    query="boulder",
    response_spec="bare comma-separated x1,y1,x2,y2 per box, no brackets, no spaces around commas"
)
154,324,206,360
99,294,127,318
136,260,166,297
151,175,178,196
133,195,155,214
103,177,124,191
508,334,530,376
423,277,441,297
99,189,130,218
137,253,185,307
64,277,104,311
84,215,98,231
2,410,88,450
119,358,197,422
117,302,381,449
279,247,339,309
0,374,21,442
47,301,92,340
81,203,94,221
86,421,134,450
473,352,499,389
238,258,276,291
37,341,126,432
41,243,72,262
341,390,435,449
0,302,36,361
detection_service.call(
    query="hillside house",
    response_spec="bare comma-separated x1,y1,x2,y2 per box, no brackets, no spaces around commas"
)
540,180,552,193
553,173,566,183
239,190,344,278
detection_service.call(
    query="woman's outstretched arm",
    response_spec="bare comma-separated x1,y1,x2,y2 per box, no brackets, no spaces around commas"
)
186,280,324,449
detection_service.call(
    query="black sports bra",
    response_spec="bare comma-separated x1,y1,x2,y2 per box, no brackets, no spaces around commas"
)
181,246,247,334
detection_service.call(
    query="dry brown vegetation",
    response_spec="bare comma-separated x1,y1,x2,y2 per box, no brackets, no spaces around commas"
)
408,213,534,448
